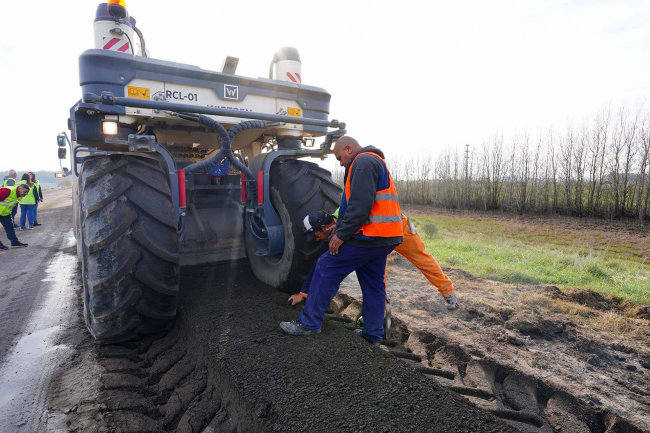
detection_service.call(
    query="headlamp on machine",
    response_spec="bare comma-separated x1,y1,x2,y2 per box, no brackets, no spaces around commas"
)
102,120,119,136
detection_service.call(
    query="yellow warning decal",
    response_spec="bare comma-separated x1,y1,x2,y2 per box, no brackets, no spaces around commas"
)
287,107,302,117
127,86,151,100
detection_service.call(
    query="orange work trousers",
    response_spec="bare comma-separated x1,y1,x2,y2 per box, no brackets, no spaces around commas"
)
393,216,455,297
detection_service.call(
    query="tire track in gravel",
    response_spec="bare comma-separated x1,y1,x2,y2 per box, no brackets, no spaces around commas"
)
57,260,519,433
47,256,648,432
328,293,646,433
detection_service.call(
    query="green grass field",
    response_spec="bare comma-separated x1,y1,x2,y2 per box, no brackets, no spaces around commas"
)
411,215,650,305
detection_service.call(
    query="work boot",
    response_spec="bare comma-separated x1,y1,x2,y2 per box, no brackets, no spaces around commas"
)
354,329,379,346
19,227,25,231
280,320,319,336
33,223,42,227
0,243,7,251
11,241,28,248
444,293,458,310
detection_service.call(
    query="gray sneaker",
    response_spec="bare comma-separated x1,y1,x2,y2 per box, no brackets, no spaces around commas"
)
444,293,458,310
280,320,319,336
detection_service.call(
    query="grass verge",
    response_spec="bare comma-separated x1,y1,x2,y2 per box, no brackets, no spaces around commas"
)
411,214,650,305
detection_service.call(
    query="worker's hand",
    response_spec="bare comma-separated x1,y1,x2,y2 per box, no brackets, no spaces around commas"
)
288,294,305,306
329,235,344,255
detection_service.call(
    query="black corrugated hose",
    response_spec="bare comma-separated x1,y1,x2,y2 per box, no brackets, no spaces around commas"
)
177,114,266,241
181,114,266,185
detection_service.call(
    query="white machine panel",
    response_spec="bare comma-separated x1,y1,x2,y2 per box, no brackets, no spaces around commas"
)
124,79,290,126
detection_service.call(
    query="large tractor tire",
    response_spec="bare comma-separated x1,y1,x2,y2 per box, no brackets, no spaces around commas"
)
245,159,342,293
79,155,180,344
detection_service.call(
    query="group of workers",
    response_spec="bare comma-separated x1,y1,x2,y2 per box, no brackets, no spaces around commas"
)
1,141,451,344
280,137,457,345
0,169,44,250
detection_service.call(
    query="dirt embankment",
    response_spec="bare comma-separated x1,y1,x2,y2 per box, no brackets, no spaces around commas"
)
338,253,650,432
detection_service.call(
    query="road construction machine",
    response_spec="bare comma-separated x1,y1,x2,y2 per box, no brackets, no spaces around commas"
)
58,1,344,343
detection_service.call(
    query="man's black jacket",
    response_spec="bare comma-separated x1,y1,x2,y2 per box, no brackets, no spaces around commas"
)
336,146,403,248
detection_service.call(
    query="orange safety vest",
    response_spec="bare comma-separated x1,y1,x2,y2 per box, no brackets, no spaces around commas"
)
344,152,403,238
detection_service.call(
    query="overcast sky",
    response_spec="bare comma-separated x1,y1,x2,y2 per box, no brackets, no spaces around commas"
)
1,0,649,171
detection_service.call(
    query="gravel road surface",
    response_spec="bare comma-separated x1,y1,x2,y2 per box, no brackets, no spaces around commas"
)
0,189,80,432
0,190,518,432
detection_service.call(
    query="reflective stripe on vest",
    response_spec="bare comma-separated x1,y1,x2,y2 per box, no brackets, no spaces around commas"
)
17,180,35,205
344,152,402,238
368,215,403,223
0,187,19,216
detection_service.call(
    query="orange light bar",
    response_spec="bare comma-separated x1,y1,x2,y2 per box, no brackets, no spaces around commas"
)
107,0,127,20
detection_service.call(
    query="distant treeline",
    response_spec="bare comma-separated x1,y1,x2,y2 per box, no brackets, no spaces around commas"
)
332,103,650,223
0,170,60,185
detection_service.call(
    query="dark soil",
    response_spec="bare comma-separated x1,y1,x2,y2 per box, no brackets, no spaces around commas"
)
56,260,516,433
338,253,650,432
562,288,625,312
329,293,647,433
178,262,515,433
47,239,649,432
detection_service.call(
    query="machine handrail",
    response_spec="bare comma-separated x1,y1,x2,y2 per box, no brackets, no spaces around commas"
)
84,92,344,129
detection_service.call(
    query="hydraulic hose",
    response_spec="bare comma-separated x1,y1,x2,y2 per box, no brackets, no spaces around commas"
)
181,115,267,197
133,25,147,57
225,119,268,179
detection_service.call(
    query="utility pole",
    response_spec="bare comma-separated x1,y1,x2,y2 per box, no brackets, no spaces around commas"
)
464,144,470,207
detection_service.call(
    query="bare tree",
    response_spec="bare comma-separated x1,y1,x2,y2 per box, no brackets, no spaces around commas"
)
573,122,588,215
637,113,650,222
529,135,542,212
388,101,648,223
560,124,575,212
620,103,642,216
516,133,531,214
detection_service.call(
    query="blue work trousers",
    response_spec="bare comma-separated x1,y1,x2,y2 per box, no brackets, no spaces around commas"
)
0,213,18,244
299,243,396,343
20,204,35,228
300,243,329,294
34,202,39,223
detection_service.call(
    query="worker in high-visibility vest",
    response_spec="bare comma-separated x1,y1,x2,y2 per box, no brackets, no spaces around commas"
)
0,183,30,250
17,174,37,230
292,210,458,311
281,137,403,344
2,169,19,228
287,211,337,306
29,172,43,226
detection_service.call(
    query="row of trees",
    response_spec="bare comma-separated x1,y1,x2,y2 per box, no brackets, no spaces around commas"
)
381,104,650,222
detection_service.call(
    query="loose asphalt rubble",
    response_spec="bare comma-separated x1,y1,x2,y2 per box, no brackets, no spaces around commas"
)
3,191,647,432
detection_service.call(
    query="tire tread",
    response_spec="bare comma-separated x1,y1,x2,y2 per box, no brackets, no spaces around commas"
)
79,155,179,343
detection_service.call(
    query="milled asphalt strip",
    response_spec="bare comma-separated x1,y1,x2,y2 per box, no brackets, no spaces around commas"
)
0,190,73,362
0,190,80,432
